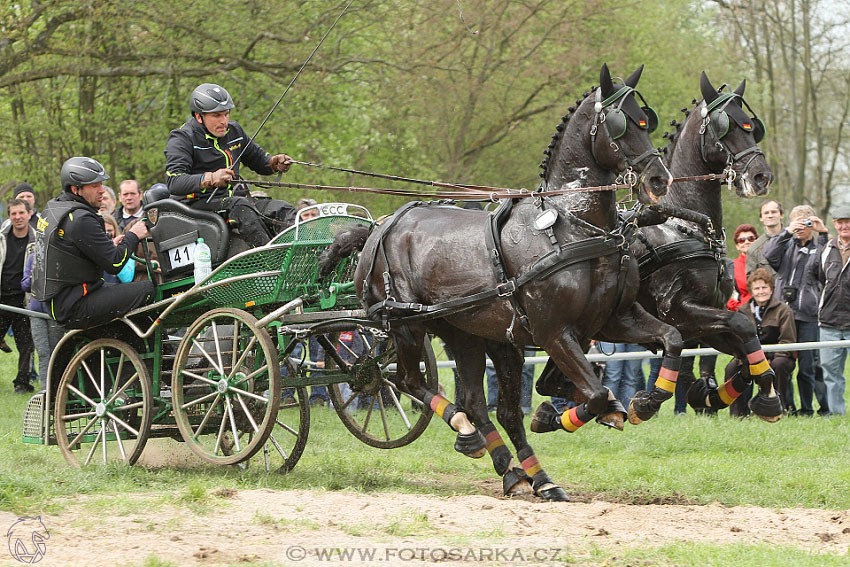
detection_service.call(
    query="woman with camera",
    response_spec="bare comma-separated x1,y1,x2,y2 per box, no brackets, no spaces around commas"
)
725,269,797,417
764,205,830,416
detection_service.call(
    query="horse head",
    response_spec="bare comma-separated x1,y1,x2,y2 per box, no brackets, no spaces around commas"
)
541,64,671,207
696,71,774,198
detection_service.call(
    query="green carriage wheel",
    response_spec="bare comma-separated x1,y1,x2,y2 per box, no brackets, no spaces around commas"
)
54,339,153,467
328,336,436,449
171,308,281,465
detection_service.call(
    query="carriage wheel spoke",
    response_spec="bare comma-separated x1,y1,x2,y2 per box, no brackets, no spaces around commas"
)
106,412,140,437
235,362,268,385
99,349,106,402
105,372,139,406
228,385,268,404
193,393,222,439
377,393,391,441
110,401,144,413
84,425,104,466
191,338,224,374
225,395,242,453
226,335,256,381
182,371,218,387
68,383,100,409
267,433,288,459
211,322,225,375
67,415,100,449
213,400,229,454
338,339,358,360
231,320,241,370
382,380,411,429
235,393,260,433
361,396,375,431
80,360,103,399
112,418,128,461
63,411,97,421
181,390,219,410
274,418,300,437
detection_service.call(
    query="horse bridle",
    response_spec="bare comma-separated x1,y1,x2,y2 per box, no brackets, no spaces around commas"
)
699,92,765,184
589,86,664,188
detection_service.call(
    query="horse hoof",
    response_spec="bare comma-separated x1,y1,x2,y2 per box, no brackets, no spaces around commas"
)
503,467,533,496
627,391,656,425
536,484,571,502
454,430,487,458
749,394,783,422
596,398,626,430
530,402,561,433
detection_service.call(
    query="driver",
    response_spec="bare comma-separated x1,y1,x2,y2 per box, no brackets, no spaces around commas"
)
33,157,154,329
164,83,296,247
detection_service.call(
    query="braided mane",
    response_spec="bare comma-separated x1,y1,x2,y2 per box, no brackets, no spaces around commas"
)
539,86,598,181
660,98,699,164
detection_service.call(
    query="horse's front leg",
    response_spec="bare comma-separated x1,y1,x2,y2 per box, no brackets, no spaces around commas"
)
597,303,684,424
672,305,783,422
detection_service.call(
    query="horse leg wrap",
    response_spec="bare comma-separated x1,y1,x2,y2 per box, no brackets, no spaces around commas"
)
516,447,569,502
480,423,513,475
688,368,749,410
628,357,678,424
743,345,783,421
424,392,461,430
501,458,534,496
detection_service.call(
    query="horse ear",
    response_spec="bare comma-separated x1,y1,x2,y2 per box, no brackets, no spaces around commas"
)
700,71,718,104
600,63,614,98
624,64,644,88
733,79,746,97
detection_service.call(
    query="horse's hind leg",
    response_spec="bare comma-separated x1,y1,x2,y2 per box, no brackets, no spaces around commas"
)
596,303,684,424
487,342,569,502
412,326,486,458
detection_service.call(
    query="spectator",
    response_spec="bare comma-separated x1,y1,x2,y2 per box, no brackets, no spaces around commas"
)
485,348,534,415
816,204,850,416
116,180,143,231
726,269,797,417
727,224,758,311
21,242,65,392
0,198,36,393
12,183,42,230
747,199,784,277
764,204,830,416
598,342,645,409
99,185,116,215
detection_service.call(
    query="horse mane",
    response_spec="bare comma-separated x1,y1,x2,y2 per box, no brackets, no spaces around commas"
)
660,98,699,164
539,86,598,181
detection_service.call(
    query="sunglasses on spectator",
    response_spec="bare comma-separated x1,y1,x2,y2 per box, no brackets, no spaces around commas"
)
737,235,756,243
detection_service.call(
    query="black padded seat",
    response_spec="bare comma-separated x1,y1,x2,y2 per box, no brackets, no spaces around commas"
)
143,194,230,278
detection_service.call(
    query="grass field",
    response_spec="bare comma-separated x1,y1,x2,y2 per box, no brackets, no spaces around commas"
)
0,337,848,566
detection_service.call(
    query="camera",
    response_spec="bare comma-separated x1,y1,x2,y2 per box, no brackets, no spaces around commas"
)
782,286,798,303
801,219,813,227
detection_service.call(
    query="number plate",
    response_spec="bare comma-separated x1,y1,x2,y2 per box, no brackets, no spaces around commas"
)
165,242,197,269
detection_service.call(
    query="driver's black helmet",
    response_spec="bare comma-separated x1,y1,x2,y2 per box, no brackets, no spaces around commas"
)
61,157,110,192
189,83,235,115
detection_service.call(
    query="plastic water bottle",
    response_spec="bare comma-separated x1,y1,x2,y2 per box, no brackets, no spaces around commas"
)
194,237,212,283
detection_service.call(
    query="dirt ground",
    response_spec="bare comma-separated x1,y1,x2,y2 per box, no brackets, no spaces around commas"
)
2,483,848,567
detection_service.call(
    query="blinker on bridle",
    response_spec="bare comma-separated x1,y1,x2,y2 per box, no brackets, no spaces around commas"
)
590,85,662,187
699,90,766,169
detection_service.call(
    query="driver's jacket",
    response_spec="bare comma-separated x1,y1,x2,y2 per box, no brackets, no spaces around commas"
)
164,119,274,202
40,192,140,322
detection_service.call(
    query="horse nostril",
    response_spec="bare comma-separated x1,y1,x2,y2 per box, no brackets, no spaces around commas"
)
649,176,668,195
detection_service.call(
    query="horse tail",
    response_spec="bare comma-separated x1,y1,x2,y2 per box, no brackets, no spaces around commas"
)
318,223,372,277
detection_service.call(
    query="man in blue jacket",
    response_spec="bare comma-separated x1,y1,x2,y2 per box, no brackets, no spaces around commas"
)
164,83,295,247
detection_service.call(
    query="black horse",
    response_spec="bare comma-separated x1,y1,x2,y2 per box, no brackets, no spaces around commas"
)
630,72,779,419
537,72,780,421
321,64,684,501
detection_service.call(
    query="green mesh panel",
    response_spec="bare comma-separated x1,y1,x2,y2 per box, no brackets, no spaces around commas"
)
201,215,371,309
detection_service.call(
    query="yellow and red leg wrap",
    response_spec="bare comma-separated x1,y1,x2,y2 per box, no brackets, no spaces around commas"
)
654,366,678,394
423,392,459,428
479,422,512,475
560,403,592,433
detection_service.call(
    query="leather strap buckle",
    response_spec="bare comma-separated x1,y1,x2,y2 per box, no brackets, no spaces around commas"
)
497,280,517,297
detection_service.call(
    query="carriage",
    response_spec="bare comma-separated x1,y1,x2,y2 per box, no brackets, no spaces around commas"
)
21,197,439,471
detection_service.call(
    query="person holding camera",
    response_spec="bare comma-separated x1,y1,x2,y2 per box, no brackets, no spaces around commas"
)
764,204,830,416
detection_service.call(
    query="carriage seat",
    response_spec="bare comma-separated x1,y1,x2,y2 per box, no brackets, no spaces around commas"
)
142,188,230,278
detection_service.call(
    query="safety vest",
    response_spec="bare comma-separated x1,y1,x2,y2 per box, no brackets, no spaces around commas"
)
32,198,102,301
